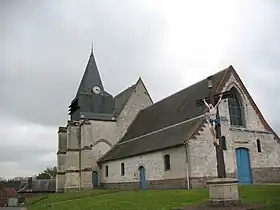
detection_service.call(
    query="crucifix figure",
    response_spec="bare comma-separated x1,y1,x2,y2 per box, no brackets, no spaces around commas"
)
203,93,223,146
196,76,234,178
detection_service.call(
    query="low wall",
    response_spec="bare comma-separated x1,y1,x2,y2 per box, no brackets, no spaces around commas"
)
252,167,280,183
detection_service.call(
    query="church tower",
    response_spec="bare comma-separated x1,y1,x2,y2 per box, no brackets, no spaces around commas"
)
56,51,118,192
56,49,153,192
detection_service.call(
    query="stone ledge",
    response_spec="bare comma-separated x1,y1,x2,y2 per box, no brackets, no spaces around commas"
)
57,151,67,155
65,167,93,173
67,120,79,126
206,178,238,185
56,172,66,175
66,146,93,152
229,127,272,134
58,127,67,133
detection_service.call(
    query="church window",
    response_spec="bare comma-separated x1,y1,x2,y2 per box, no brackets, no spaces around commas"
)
221,136,227,150
121,163,125,176
257,139,262,152
228,88,244,127
105,165,108,177
164,155,171,171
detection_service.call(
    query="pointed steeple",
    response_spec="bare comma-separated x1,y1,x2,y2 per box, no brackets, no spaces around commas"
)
76,51,104,97
69,51,115,121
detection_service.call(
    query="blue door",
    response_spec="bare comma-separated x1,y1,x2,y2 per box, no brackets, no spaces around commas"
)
92,171,98,187
235,148,252,184
139,166,147,189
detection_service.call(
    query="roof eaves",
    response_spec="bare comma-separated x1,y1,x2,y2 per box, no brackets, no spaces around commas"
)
98,144,183,163
98,115,205,163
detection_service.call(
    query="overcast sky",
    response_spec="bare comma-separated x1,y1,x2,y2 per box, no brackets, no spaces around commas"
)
1,0,280,178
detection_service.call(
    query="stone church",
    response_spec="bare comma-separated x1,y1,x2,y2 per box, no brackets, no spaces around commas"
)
56,51,280,192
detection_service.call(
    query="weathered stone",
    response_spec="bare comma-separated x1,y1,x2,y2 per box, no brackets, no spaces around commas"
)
206,178,241,206
57,65,280,191
57,78,152,192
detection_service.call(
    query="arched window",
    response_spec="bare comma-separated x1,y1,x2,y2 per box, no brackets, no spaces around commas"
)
257,139,262,153
228,88,244,126
221,136,227,150
164,154,171,171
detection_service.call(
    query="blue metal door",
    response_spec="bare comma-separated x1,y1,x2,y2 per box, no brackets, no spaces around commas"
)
235,148,252,184
92,171,98,187
139,166,147,189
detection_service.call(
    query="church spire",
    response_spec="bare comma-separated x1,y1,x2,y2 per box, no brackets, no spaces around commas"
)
75,50,104,97
69,50,115,121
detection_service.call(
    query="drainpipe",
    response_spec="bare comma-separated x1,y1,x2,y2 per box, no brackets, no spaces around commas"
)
183,139,191,189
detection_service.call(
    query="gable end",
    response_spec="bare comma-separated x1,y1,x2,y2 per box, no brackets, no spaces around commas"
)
218,66,279,143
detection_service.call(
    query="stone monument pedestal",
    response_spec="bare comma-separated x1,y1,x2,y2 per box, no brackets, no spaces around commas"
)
206,178,242,207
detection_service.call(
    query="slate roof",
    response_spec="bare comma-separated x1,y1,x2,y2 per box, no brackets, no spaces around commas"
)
75,51,104,97
98,67,230,162
99,116,204,162
120,67,229,142
70,52,116,120
113,84,136,116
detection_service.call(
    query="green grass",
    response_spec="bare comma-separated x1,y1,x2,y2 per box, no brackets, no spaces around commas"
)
27,185,280,210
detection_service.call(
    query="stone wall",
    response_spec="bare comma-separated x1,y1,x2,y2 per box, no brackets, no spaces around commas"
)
57,79,153,192
252,167,280,183
59,71,280,191
100,146,187,184
115,79,153,141
56,127,67,192
99,71,280,189
77,79,153,189
188,71,280,185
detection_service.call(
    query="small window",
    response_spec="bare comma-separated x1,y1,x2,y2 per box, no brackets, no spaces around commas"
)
221,136,227,150
121,163,125,176
105,165,108,177
257,139,262,153
164,155,171,171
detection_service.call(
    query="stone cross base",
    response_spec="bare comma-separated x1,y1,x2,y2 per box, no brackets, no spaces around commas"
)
206,178,242,207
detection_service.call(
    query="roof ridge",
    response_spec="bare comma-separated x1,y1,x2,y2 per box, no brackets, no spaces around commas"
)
139,67,230,110
114,84,136,99
118,114,205,145
98,66,231,162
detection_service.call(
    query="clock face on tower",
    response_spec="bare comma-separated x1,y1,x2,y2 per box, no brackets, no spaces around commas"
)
92,85,101,94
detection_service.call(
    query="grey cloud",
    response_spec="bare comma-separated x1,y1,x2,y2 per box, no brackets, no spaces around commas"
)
1,0,280,178
0,0,167,126
0,145,54,163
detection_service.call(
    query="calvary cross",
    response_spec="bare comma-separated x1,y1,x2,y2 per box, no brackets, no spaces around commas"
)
196,90,234,178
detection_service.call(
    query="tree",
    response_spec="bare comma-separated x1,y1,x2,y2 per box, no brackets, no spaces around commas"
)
36,166,57,179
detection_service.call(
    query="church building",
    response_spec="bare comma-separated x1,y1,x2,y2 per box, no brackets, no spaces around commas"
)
56,51,280,192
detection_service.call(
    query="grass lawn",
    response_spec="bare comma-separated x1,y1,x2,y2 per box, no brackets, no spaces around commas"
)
27,185,280,210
